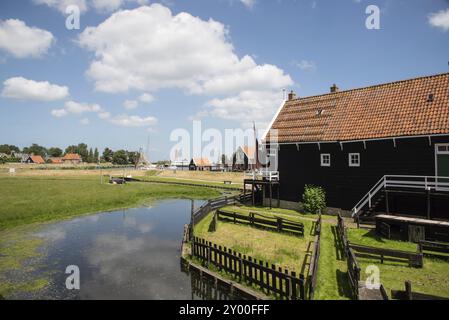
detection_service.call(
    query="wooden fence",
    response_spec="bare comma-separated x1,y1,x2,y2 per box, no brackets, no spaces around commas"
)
192,194,252,226
216,210,304,237
348,243,423,268
418,240,449,256
307,215,322,300
191,237,306,300
391,281,449,300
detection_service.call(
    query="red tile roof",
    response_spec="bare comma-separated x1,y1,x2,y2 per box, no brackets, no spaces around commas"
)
50,157,63,164
192,158,211,167
62,153,82,161
267,73,449,143
30,155,45,164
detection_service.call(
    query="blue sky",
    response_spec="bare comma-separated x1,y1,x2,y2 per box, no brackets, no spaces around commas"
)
0,0,448,161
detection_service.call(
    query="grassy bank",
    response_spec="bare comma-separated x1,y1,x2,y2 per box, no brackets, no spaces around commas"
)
0,175,221,230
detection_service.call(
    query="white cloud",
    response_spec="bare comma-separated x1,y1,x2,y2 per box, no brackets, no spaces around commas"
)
428,9,449,31
77,4,292,125
123,99,138,110
0,19,54,58
206,90,284,128
33,0,148,13
296,60,316,71
91,0,149,13
108,114,157,127
240,0,255,9
139,93,154,103
65,100,102,114
80,118,90,125
2,77,69,101
51,109,68,117
32,0,88,13
98,111,111,119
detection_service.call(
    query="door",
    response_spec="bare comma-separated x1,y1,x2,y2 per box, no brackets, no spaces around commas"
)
436,144,449,191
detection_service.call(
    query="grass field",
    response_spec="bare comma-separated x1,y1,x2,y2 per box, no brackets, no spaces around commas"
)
194,206,316,274
0,175,221,230
346,226,449,298
193,206,357,299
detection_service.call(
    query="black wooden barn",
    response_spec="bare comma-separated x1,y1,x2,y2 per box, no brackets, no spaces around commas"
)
263,73,449,221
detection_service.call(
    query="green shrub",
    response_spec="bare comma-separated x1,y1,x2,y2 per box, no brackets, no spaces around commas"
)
302,185,326,214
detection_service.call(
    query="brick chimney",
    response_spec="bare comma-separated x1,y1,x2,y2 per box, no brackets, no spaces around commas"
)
288,90,296,101
330,84,339,93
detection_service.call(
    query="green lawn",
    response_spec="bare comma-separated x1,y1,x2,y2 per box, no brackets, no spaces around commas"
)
0,175,221,230
194,207,315,275
141,175,244,189
345,226,449,298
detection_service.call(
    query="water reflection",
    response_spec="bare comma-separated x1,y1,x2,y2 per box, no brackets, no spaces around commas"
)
5,200,245,300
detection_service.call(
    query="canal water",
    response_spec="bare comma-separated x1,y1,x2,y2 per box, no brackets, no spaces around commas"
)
5,200,239,300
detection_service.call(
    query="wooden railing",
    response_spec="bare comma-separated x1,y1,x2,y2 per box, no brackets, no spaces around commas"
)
192,193,252,227
307,215,322,300
418,240,449,256
191,237,306,300
348,243,423,268
216,209,304,237
352,175,449,218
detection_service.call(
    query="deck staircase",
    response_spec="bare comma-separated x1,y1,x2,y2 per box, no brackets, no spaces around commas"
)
352,175,449,222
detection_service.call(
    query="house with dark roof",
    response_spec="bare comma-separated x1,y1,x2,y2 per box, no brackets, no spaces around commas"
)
189,158,212,171
232,146,256,171
264,72,449,221
25,155,46,164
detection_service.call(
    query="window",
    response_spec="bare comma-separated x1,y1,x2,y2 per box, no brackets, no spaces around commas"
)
437,145,449,154
349,153,360,167
320,154,331,167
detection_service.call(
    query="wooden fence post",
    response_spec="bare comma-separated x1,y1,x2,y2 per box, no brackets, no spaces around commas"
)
405,281,412,300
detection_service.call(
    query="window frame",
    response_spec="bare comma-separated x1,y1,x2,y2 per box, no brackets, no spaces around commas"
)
320,153,331,167
348,153,360,167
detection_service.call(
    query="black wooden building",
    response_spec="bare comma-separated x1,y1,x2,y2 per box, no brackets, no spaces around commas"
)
264,73,449,220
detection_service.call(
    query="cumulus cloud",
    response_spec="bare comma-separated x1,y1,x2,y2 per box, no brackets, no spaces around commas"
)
0,19,54,58
51,100,102,118
77,4,292,125
428,9,449,31
33,0,148,13
2,77,69,101
123,99,138,110
139,93,154,103
108,114,157,127
32,0,88,13
65,100,103,114
51,109,68,117
240,0,255,9
296,60,316,71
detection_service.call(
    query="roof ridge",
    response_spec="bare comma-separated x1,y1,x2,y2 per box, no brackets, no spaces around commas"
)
289,72,449,102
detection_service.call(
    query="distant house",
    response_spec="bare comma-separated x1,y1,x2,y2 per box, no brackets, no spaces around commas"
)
25,155,46,164
62,153,82,164
49,157,63,164
171,159,190,171
189,158,212,171
233,146,256,171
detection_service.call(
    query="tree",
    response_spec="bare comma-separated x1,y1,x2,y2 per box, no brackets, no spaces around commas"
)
48,147,63,157
23,144,47,157
65,145,78,155
128,151,139,166
102,148,114,163
112,150,128,165
94,148,99,163
0,144,20,155
88,148,94,163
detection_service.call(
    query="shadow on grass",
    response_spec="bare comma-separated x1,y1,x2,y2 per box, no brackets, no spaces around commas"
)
336,270,353,299
359,229,388,244
331,226,345,261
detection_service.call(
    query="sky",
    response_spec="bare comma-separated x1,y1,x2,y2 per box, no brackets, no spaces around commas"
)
0,0,448,161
